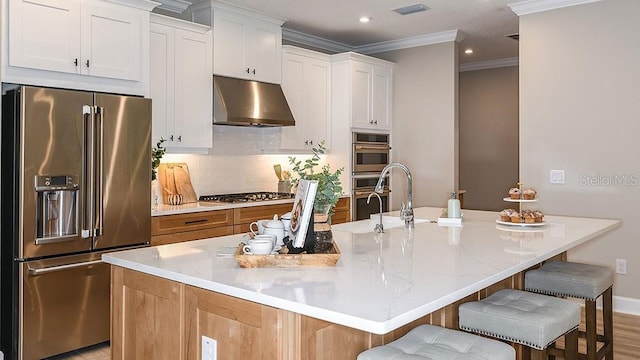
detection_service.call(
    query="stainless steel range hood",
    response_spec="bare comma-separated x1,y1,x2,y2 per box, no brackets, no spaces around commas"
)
213,75,295,127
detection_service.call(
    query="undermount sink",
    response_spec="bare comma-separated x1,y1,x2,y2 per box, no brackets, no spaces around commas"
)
332,216,429,234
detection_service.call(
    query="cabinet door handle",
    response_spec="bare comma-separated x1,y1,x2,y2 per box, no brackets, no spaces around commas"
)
374,120,378,125
304,140,309,145
74,58,78,66
177,135,182,142
184,219,208,225
85,59,90,68
246,68,250,74
252,69,256,75
309,140,313,145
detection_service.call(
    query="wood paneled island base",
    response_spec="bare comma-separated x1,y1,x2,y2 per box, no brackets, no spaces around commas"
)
111,258,562,360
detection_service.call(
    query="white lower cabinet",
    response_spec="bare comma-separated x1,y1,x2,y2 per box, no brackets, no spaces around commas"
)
4,0,154,95
150,14,212,149
280,46,331,151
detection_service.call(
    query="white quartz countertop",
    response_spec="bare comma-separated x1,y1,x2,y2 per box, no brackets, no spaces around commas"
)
104,207,620,334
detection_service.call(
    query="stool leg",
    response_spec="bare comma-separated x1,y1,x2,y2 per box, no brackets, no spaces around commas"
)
565,328,578,360
586,299,597,360
603,287,614,360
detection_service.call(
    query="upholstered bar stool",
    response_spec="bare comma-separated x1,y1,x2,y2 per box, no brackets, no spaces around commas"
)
357,324,515,360
459,289,580,360
525,261,614,360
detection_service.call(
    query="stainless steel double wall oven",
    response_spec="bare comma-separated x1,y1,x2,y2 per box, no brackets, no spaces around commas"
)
352,132,391,220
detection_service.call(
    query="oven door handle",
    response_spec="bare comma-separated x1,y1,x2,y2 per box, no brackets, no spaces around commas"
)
354,190,390,197
28,260,103,275
354,145,391,151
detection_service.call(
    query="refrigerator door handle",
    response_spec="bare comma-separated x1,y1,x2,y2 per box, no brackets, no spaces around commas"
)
82,105,95,239
95,106,104,237
27,259,103,275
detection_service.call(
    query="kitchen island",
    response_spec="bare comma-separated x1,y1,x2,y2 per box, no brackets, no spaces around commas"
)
103,208,620,359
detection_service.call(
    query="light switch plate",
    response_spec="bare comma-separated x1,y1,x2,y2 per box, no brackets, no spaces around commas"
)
550,170,565,184
202,336,217,360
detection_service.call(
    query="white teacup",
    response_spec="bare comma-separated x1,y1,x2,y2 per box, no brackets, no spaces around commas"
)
263,227,284,248
242,239,273,255
252,234,277,249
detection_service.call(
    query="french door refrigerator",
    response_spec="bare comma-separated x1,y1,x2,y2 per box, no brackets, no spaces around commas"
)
1,85,151,360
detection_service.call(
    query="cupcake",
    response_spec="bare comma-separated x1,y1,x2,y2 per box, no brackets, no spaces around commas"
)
500,209,515,222
508,188,521,199
523,212,536,224
533,210,544,223
510,212,522,223
523,188,537,200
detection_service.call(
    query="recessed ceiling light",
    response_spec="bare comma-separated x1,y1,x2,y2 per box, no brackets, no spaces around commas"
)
464,49,474,55
359,16,372,23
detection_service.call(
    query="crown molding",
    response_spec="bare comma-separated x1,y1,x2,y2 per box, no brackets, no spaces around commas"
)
356,30,463,55
282,28,352,53
459,57,519,72
154,0,190,13
509,0,602,16
282,28,462,55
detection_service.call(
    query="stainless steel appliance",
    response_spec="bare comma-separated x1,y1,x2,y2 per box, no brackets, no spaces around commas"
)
1,85,151,360
213,75,295,127
352,175,390,220
352,132,391,174
199,191,293,204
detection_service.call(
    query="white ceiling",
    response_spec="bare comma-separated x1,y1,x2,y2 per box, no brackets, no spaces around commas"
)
159,0,520,64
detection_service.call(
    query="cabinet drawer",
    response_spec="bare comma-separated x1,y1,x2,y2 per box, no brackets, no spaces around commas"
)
233,203,293,225
151,226,234,246
334,197,350,212
152,209,233,236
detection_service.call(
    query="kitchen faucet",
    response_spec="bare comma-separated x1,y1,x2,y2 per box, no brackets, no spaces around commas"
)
367,192,384,233
375,162,414,228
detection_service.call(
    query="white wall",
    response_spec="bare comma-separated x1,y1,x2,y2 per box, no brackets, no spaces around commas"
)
519,0,640,299
377,42,459,209
459,66,519,211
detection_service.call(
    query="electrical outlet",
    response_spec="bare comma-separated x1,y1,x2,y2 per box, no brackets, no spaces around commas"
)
550,170,565,184
202,336,217,360
616,259,627,275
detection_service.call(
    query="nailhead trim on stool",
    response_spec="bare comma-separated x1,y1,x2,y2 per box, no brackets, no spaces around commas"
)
357,324,515,360
459,289,580,359
525,261,614,360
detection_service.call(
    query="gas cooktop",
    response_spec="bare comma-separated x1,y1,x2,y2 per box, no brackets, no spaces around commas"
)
199,192,293,203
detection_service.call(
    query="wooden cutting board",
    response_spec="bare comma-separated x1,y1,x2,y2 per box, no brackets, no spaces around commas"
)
157,163,198,204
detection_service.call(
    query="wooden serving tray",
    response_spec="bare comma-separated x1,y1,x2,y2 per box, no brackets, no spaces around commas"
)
234,242,341,268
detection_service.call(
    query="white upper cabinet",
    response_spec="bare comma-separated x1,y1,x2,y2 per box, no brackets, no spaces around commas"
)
4,0,155,95
332,53,394,131
281,46,331,151
150,14,212,150
185,1,283,84
80,2,142,81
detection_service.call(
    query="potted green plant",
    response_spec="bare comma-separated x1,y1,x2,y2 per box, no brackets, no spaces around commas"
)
288,141,343,253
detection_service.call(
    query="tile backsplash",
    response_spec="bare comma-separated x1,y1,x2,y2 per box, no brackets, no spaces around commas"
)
161,126,329,196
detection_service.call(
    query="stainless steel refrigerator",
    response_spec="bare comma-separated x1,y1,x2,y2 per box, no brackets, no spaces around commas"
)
1,85,151,360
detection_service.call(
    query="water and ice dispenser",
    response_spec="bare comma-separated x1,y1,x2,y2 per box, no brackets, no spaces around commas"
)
35,175,79,240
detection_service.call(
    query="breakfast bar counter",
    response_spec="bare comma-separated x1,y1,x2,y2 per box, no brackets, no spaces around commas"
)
104,208,620,359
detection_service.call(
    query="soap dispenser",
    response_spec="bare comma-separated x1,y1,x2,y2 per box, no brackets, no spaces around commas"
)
447,192,461,219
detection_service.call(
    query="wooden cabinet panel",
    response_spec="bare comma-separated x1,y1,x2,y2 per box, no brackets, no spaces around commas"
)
332,197,351,224
111,267,183,360
152,209,233,236
184,285,282,360
233,203,294,234
152,226,233,246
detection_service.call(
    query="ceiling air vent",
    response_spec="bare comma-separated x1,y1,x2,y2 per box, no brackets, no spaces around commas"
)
391,3,430,16
506,33,520,41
